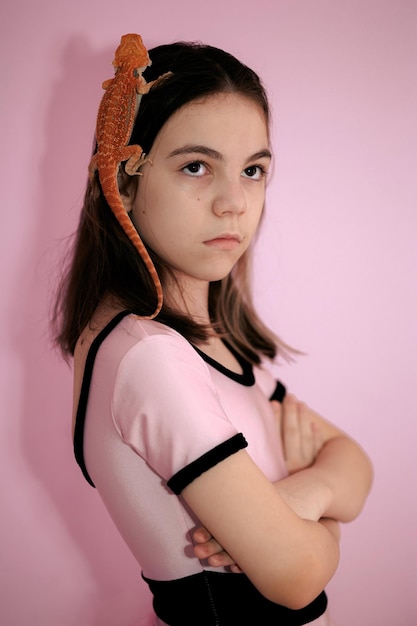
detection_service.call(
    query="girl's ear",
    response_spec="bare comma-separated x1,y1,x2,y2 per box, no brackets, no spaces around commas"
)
118,169,138,213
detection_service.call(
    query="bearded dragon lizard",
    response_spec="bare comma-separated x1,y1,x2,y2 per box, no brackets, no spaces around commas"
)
89,34,168,317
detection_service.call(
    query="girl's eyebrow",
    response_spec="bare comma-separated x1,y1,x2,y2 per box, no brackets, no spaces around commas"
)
249,149,272,162
167,145,272,162
167,145,223,160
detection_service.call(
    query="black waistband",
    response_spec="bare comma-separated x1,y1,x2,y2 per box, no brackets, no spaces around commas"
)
143,570,327,626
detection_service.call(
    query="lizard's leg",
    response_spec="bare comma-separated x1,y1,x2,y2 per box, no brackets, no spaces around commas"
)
101,78,113,90
123,145,150,176
88,154,98,181
137,71,173,96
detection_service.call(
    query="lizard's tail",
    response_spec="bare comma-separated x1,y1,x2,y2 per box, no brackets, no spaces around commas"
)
114,206,163,318
102,183,163,318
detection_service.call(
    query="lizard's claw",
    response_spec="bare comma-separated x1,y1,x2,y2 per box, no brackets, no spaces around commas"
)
125,152,152,176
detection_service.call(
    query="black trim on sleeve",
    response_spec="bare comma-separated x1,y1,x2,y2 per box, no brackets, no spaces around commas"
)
167,433,248,495
270,380,286,403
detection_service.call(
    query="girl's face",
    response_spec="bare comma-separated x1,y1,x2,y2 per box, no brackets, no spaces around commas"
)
129,92,270,299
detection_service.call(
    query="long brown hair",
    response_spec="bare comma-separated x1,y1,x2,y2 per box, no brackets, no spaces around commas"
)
53,42,289,363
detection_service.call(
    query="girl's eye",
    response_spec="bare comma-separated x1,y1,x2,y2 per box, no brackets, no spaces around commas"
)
182,161,208,177
242,165,266,180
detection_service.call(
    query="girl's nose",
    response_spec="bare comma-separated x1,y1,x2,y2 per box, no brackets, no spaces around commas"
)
212,177,246,216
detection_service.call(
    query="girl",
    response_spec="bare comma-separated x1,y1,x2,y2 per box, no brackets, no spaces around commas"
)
54,39,373,625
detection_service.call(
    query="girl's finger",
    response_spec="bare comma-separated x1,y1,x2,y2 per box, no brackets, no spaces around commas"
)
192,526,212,544
207,550,238,567
282,394,301,468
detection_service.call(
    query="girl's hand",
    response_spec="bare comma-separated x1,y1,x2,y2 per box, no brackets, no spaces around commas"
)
192,526,242,573
273,395,324,474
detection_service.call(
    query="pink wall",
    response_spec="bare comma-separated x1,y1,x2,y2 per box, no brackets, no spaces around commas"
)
2,1,416,624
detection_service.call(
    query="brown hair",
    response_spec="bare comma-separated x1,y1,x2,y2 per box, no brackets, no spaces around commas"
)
53,42,289,363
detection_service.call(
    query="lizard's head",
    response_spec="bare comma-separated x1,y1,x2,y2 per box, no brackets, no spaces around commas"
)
113,33,151,71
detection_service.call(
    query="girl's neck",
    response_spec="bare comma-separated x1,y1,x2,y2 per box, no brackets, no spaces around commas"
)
162,280,242,372
163,274,211,326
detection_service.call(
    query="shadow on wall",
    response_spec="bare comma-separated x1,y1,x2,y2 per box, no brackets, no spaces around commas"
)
14,35,153,625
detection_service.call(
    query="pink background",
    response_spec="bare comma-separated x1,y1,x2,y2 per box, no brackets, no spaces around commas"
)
2,1,416,624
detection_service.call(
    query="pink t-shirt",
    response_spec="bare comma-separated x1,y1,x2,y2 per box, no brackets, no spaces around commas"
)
74,312,329,624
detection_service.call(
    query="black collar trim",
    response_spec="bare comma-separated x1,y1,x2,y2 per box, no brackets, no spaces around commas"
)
192,342,255,386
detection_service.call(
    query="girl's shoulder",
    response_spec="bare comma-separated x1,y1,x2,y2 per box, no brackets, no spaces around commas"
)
82,311,198,374
88,312,218,394
75,306,189,364
72,309,198,432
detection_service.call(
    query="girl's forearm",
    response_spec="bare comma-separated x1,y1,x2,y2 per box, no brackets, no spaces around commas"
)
275,435,373,523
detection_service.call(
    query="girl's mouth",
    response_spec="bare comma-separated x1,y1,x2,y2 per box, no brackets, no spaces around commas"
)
204,233,242,250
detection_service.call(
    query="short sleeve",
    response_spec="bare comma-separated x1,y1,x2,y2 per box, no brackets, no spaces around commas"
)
112,335,247,493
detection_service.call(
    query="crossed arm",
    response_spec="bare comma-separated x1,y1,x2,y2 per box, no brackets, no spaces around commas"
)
192,394,373,580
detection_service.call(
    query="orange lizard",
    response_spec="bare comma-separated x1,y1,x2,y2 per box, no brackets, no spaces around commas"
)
89,34,169,318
